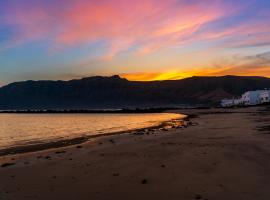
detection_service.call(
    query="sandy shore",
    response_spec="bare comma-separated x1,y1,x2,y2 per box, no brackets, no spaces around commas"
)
1,106,270,200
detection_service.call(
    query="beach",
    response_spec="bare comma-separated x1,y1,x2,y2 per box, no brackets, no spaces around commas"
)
1,106,270,200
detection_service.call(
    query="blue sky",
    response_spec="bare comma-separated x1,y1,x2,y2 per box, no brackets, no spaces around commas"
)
1,0,270,85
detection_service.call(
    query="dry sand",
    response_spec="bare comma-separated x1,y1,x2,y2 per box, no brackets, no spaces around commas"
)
1,106,270,200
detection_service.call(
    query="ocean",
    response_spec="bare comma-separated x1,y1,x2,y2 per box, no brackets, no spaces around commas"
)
0,113,184,150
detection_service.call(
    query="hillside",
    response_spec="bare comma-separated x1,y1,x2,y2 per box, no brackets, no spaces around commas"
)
1,75,270,109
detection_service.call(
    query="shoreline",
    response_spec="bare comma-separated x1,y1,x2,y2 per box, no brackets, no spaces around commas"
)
0,107,184,114
1,106,270,200
0,114,188,157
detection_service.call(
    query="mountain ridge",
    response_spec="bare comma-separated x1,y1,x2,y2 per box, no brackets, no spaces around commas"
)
1,75,270,109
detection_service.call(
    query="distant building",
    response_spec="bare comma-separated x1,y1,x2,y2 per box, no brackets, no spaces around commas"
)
233,98,243,106
259,90,270,104
221,89,270,107
221,99,235,107
242,90,265,105
221,98,242,107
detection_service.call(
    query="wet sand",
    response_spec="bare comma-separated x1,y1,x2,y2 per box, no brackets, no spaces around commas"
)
1,106,270,200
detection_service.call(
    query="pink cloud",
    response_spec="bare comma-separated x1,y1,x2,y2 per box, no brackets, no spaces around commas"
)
2,0,251,56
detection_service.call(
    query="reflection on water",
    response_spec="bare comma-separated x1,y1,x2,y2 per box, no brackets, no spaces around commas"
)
0,113,183,149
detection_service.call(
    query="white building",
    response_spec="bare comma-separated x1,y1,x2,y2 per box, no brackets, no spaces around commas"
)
221,89,270,107
233,98,243,105
242,90,265,105
221,99,235,107
221,98,242,107
259,90,270,104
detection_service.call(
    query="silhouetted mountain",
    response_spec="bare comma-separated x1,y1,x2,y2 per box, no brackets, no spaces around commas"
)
1,75,270,109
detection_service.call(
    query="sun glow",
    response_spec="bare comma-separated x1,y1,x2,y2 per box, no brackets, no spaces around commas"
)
120,65,270,81
120,67,230,81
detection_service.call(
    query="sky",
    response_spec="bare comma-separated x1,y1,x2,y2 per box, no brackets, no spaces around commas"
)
1,0,270,86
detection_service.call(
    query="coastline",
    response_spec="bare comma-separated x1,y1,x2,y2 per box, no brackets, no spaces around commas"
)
1,106,270,199
0,113,187,157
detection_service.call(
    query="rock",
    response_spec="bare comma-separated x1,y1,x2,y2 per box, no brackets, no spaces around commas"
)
195,194,202,199
134,131,144,135
109,139,115,144
1,163,15,168
55,150,66,154
141,179,148,184
163,128,169,131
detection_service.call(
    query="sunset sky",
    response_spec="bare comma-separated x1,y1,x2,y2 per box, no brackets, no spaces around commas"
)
1,0,270,85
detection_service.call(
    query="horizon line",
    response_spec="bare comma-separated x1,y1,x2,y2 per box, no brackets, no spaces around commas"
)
1,74,269,88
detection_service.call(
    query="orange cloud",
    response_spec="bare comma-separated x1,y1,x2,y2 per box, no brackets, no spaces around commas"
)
121,51,270,81
120,67,270,81
120,67,232,81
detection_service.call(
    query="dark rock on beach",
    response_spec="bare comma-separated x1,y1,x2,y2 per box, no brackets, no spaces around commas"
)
1,163,15,168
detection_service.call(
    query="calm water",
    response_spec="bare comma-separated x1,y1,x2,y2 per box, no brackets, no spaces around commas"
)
0,113,183,149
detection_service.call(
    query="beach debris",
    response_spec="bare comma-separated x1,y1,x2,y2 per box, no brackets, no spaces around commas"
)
134,131,145,135
141,179,148,184
76,145,83,148
160,128,169,131
161,164,166,168
1,162,15,168
45,156,51,159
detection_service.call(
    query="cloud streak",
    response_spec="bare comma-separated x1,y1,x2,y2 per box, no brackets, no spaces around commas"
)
2,0,238,56
1,0,270,83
